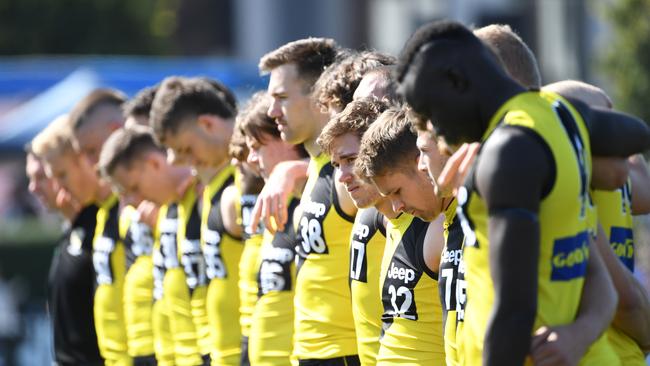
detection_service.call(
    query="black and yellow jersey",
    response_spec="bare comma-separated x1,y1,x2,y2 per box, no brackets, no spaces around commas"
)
237,185,264,340
92,194,130,365
119,205,155,359
438,199,466,366
152,204,184,366
158,193,205,366
293,153,357,360
377,213,444,365
178,186,210,361
592,181,634,271
201,165,243,365
48,204,102,365
592,183,645,365
458,91,618,366
249,198,300,366
349,207,386,366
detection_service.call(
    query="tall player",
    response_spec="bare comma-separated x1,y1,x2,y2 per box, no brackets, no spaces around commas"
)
317,98,395,365
396,20,650,366
239,91,307,365
151,76,243,365
67,89,130,366
30,116,102,366
258,38,360,365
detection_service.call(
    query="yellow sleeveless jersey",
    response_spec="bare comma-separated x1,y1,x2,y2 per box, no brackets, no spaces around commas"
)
439,199,466,366
592,181,634,271
458,91,618,366
349,207,386,366
177,184,211,362
92,194,130,366
119,205,154,358
235,173,264,339
377,213,444,365
159,193,205,366
201,165,243,365
294,153,357,360
592,183,645,365
152,204,182,366
249,198,300,366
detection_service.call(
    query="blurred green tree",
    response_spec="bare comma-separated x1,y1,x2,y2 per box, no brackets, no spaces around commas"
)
0,0,232,55
601,0,650,123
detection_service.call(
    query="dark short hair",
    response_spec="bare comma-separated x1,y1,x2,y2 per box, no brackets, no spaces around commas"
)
259,37,340,90
355,107,418,179
317,97,394,155
150,76,238,143
122,85,158,119
238,91,279,144
313,51,396,111
69,88,127,132
396,20,480,84
98,125,164,179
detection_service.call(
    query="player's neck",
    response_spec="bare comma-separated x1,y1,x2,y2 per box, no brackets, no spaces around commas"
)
376,197,399,220
479,75,525,135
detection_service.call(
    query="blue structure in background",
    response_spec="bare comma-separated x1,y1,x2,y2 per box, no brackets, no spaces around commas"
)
0,57,267,151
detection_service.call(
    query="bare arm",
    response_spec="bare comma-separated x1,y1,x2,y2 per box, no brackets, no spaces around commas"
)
629,154,650,215
221,184,243,239
591,157,629,191
568,98,650,157
478,127,548,366
249,159,308,233
595,223,650,351
423,214,445,273
531,229,617,366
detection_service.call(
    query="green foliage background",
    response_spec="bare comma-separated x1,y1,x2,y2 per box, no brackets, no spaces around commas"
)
601,0,650,123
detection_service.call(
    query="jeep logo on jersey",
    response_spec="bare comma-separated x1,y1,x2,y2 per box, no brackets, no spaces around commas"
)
383,257,422,322
551,231,589,281
353,224,370,240
387,262,416,284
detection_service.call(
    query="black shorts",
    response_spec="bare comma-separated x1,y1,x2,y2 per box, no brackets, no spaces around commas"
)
133,354,157,366
298,355,360,366
240,336,250,366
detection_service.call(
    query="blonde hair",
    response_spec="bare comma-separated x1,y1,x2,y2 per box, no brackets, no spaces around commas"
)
31,114,75,161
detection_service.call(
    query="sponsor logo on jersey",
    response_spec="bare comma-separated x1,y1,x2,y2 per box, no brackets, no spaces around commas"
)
387,262,416,285
610,226,634,271
551,231,589,281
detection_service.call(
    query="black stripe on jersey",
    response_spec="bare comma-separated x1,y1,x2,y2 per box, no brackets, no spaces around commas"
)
94,201,120,286
295,161,336,272
204,175,237,281
124,218,154,271
350,208,384,283
257,198,300,296
381,217,430,329
183,199,207,292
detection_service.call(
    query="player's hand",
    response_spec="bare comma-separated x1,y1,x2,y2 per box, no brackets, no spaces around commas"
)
531,326,585,366
137,200,159,229
249,160,308,233
436,142,480,197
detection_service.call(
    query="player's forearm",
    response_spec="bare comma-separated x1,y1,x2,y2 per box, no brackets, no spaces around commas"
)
485,211,540,366
572,235,617,352
485,303,537,366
